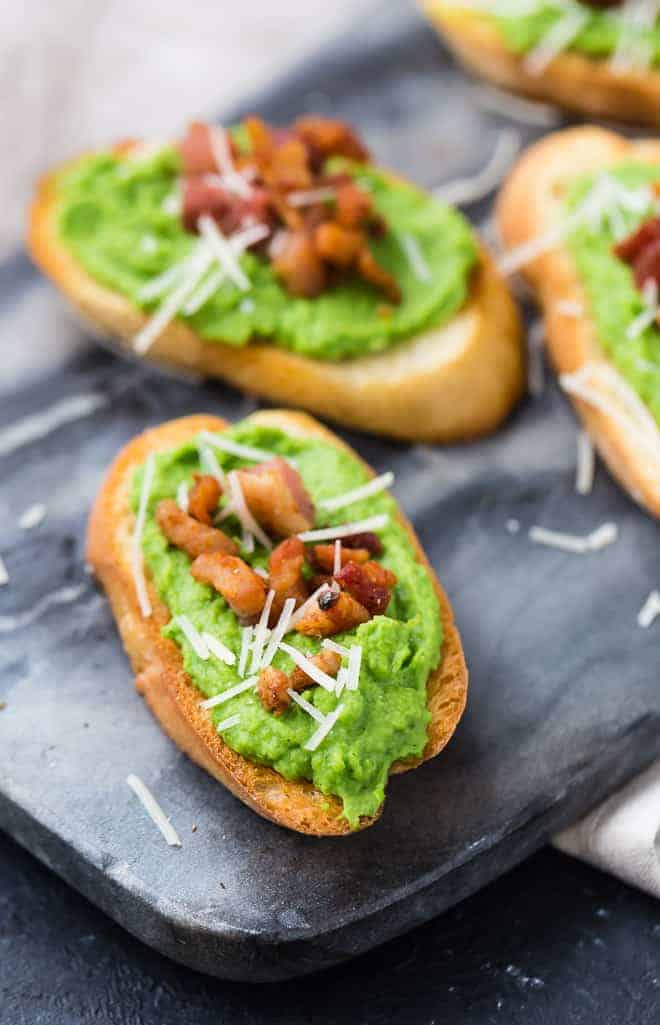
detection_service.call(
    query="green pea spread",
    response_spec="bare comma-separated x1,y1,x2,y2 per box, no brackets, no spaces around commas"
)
493,2,660,65
132,419,442,827
565,163,660,423
56,147,477,362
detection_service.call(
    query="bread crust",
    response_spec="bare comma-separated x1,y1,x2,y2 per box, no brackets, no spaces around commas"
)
496,125,660,517
28,152,523,444
423,3,660,128
86,410,468,835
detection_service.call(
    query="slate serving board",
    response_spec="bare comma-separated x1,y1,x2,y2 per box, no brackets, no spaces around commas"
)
0,0,658,984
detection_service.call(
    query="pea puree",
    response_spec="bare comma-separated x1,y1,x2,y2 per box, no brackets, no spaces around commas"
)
56,147,477,362
131,419,442,827
565,163,660,423
493,3,660,65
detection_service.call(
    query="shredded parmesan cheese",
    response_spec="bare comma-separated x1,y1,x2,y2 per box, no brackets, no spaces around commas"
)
0,556,8,587
298,514,388,543
227,471,272,551
132,454,155,617
279,642,338,692
345,643,362,691
175,615,210,660
216,713,241,732
261,597,296,668
322,638,350,658
288,583,332,629
333,539,342,577
433,129,520,206
524,5,590,75
575,430,595,496
134,245,214,354
321,472,395,512
249,590,276,673
198,443,227,486
238,625,253,677
182,267,226,315
399,234,432,283
196,430,280,464
197,215,250,291
19,503,46,530
286,688,326,723
611,0,660,74
288,186,337,207
304,704,345,752
209,125,252,199
201,632,236,666
637,589,660,628
176,481,189,512
529,522,618,554
626,279,659,340
200,676,258,709
126,774,182,847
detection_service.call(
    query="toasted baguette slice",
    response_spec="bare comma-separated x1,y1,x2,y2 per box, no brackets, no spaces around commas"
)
496,126,660,517
422,3,660,128
29,153,523,444
87,410,468,835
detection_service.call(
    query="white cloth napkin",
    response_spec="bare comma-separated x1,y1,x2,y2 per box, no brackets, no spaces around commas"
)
553,759,660,897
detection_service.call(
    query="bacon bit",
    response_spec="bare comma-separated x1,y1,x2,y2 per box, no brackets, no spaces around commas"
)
357,247,401,305
335,560,396,617
179,122,232,175
156,499,238,558
182,176,272,236
190,552,267,621
335,181,375,230
237,458,315,537
257,666,291,715
294,589,370,637
268,537,309,621
315,223,363,268
614,216,660,290
290,648,341,691
293,116,369,163
311,544,370,573
342,531,383,556
272,230,326,297
187,474,222,525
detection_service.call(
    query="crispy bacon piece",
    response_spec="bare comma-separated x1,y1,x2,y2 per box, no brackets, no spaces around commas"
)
335,560,396,617
272,230,326,297
293,117,369,163
335,181,375,230
614,216,660,290
289,648,341,690
244,116,312,192
357,247,401,305
156,499,238,559
187,474,221,526
314,223,363,268
182,176,271,235
257,666,291,716
257,649,342,715
342,531,383,556
310,544,370,573
178,122,221,175
237,458,315,537
190,552,267,621
268,537,309,621
294,589,370,637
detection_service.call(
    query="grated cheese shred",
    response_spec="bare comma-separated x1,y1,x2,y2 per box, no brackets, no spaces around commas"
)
200,676,258,709
298,514,388,543
320,472,394,512
575,430,595,496
126,774,182,847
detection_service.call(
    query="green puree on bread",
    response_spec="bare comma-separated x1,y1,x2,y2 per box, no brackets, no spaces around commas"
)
493,2,660,66
565,163,660,423
55,117,477,363
132,418,442,827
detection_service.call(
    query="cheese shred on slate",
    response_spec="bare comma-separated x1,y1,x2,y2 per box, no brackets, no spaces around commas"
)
126,774,182,847
529,522,618,554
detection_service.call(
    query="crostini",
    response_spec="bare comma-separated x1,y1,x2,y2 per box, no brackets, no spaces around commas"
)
423,1,660,128
497,125,660,517
29,116,523,443
87,409,468,834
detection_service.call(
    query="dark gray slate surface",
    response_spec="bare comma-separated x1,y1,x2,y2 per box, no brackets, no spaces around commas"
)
0,0,659,983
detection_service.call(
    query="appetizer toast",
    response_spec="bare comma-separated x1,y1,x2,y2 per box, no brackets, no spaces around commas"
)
423,2,660,128
497,126,660,516
29,117,523,443
88,410,468,835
